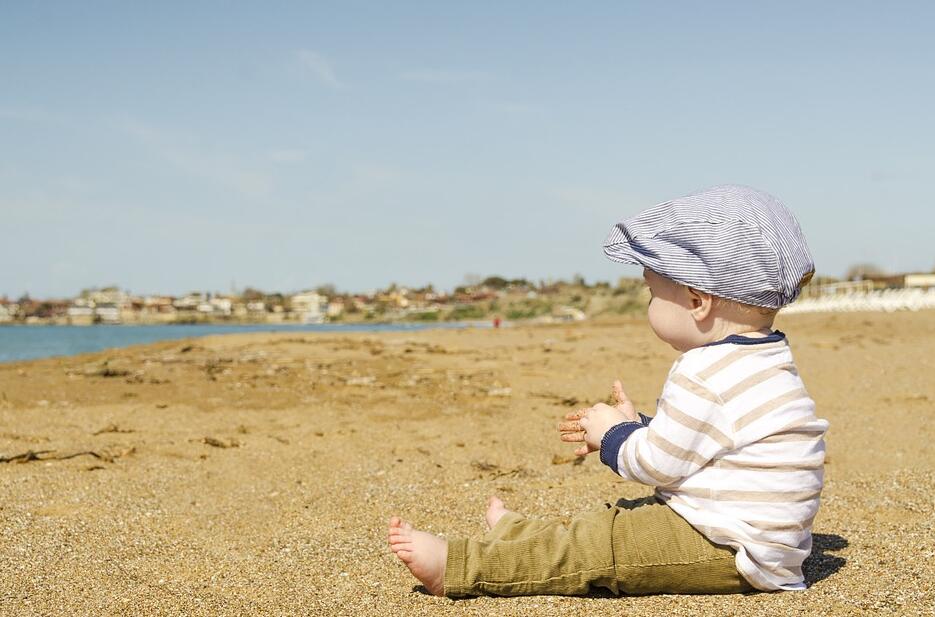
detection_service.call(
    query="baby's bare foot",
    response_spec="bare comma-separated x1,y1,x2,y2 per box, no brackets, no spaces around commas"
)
388,516,447,596
485,495,513,529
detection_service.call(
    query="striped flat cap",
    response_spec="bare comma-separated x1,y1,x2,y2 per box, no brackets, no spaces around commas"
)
603,185,814,308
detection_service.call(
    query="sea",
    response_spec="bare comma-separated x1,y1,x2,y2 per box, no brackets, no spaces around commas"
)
0,322,484,364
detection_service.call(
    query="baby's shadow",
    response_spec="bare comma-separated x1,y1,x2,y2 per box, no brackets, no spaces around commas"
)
804,533,848,587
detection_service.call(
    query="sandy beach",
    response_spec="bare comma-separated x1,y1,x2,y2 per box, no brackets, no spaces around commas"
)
1,311,933,615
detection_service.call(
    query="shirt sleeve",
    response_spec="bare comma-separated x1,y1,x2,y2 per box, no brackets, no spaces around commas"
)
608,372,735,486
599,421,645,473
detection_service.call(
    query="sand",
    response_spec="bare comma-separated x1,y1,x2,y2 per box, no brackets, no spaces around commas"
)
1,311,933,616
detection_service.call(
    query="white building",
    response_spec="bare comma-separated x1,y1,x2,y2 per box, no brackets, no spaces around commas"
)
291,292,327,322
326,300,345,318
192,294,233,316
87,287,129,307
143,296,176,314
905,273,935,288
66,304,95,319
174,292,206,311
95,304,121,323
67,296,106,324
211,296,233,315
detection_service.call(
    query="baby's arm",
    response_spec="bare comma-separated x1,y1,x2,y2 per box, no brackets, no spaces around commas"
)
560,375,730,487
604,374,732,486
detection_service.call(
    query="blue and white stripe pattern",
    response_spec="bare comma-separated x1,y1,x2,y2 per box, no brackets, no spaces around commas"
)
603,185,815,308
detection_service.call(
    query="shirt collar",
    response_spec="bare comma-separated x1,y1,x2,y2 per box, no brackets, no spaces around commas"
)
703,330,786,347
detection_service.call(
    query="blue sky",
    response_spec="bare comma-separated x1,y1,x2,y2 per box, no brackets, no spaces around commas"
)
2,2,933,298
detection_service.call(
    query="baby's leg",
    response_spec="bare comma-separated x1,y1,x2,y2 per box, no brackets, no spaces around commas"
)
445,503,620,597
483,495,567,542
387,497,543,595
390,496,752,598
388,497,583,596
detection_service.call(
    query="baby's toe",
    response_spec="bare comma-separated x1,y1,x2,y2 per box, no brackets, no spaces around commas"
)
395,549,414,562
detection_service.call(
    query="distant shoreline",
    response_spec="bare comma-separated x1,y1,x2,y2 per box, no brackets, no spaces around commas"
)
0,320,495,364
0,319,491,328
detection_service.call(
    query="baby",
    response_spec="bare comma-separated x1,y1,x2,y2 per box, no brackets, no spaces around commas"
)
389,185,828,596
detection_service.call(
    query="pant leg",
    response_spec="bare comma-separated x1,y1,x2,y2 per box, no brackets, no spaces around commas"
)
444,505,620,597
482,512,566,542
484,496,658,544
443,497,753,597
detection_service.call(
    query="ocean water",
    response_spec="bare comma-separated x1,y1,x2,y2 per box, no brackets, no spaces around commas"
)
0,322,482,364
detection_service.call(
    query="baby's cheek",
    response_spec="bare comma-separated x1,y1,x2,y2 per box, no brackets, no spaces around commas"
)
647,301,688,349
646,302,668,337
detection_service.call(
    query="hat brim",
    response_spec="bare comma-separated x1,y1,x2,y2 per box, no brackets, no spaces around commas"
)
602,240,654,267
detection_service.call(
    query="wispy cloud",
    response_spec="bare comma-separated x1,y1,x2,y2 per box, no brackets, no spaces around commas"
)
116,118,272,199
399,68,491,85
297,49,342,88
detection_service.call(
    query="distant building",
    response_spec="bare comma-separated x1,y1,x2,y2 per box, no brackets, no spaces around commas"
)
67,295,115,324
905,273,935,288
799,272,935,300
66,298,95,325
351,295,373,313
425,291,450,304
0,301,13,323
174,292,206,312
326,300,345,318
95,303,121,324
143,296,176,313
245,301,266,314
291,292,326,323
65,287,133,324
861,272,935,290
210,296,233,316
180,293,232,316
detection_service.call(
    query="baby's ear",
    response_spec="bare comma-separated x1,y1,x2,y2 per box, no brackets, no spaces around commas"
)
685,285,704,307
686,287,714,320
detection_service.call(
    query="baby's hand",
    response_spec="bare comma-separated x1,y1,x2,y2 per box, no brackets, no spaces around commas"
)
609,380,639,423
558,381,639,456
558,407,588,453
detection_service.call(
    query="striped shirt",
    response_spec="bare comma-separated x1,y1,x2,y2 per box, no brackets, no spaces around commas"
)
603,332,828,591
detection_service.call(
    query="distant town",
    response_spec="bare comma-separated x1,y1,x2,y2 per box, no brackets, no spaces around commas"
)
0,276,639,326
1,268,933,326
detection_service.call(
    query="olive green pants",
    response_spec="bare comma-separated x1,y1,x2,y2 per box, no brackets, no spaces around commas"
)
444,496,753,597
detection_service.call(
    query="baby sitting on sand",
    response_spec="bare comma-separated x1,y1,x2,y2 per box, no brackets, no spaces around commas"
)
389,185,828,596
